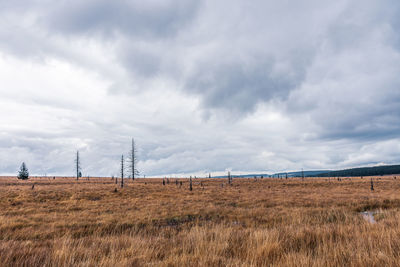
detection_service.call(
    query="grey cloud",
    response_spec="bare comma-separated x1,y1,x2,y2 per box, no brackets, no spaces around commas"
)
1,0,400,176
43,0,201,39
185,56,305,114
119,45,161,78
1,0,322,112
281,0,400,143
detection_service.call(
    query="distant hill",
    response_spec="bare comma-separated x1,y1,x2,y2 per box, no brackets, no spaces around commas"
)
207,165,400,179
275,170,330,178
312,164,400,177
213,170,329,179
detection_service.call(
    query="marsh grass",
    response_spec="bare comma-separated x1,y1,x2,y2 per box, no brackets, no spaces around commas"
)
0,176,400,266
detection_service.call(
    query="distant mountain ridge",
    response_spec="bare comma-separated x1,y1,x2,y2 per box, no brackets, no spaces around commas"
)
212,170,329,178
211,164,400,179
311,164,400,177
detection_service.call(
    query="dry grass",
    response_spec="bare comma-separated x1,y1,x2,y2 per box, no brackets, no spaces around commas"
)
1,176,400,266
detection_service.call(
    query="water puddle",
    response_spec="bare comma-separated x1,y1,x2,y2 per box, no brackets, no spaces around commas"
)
360,211,377,224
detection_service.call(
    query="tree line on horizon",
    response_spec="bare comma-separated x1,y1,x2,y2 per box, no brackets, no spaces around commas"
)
16,141,400,181
313,164,400,177
75,138,139,185
16,138,139,181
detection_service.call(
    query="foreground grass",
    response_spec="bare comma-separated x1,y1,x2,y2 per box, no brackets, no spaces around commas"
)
0,176,400,266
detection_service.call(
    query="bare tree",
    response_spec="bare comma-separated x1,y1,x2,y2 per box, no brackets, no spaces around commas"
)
75,151,81,181
128,138,139,180
121,154,124,188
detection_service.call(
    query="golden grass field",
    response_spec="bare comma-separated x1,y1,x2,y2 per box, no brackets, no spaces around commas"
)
1,175,400,266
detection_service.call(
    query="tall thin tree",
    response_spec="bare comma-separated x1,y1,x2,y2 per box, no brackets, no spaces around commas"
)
128,138,139,180
121,154,124,188
75,151,81,181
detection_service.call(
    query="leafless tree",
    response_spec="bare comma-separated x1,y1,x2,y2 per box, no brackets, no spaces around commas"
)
128,138,139,180
75,151,81,181
121,154,124,188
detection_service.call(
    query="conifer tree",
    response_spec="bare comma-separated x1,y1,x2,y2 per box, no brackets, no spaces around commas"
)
17,162,29,180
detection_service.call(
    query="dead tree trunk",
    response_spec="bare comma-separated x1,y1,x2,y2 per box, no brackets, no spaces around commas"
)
75,151,81,181
128,138,139,180
121,155,124,188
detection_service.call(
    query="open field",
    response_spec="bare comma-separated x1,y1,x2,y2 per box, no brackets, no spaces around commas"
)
1,176,400,266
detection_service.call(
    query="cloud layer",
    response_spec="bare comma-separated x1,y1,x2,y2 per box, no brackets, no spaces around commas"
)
1,0,400,176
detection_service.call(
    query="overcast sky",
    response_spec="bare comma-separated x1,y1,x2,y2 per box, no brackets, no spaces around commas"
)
1,0,400,177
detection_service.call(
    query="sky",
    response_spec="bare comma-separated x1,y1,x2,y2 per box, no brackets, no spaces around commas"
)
1,0,400,177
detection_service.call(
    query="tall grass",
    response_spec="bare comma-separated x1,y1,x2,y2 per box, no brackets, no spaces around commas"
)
0,176,399,266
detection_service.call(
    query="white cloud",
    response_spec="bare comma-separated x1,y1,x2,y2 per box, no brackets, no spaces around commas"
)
1,0,400,176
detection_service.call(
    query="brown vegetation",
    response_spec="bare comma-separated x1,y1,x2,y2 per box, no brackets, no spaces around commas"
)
0,176,400,266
